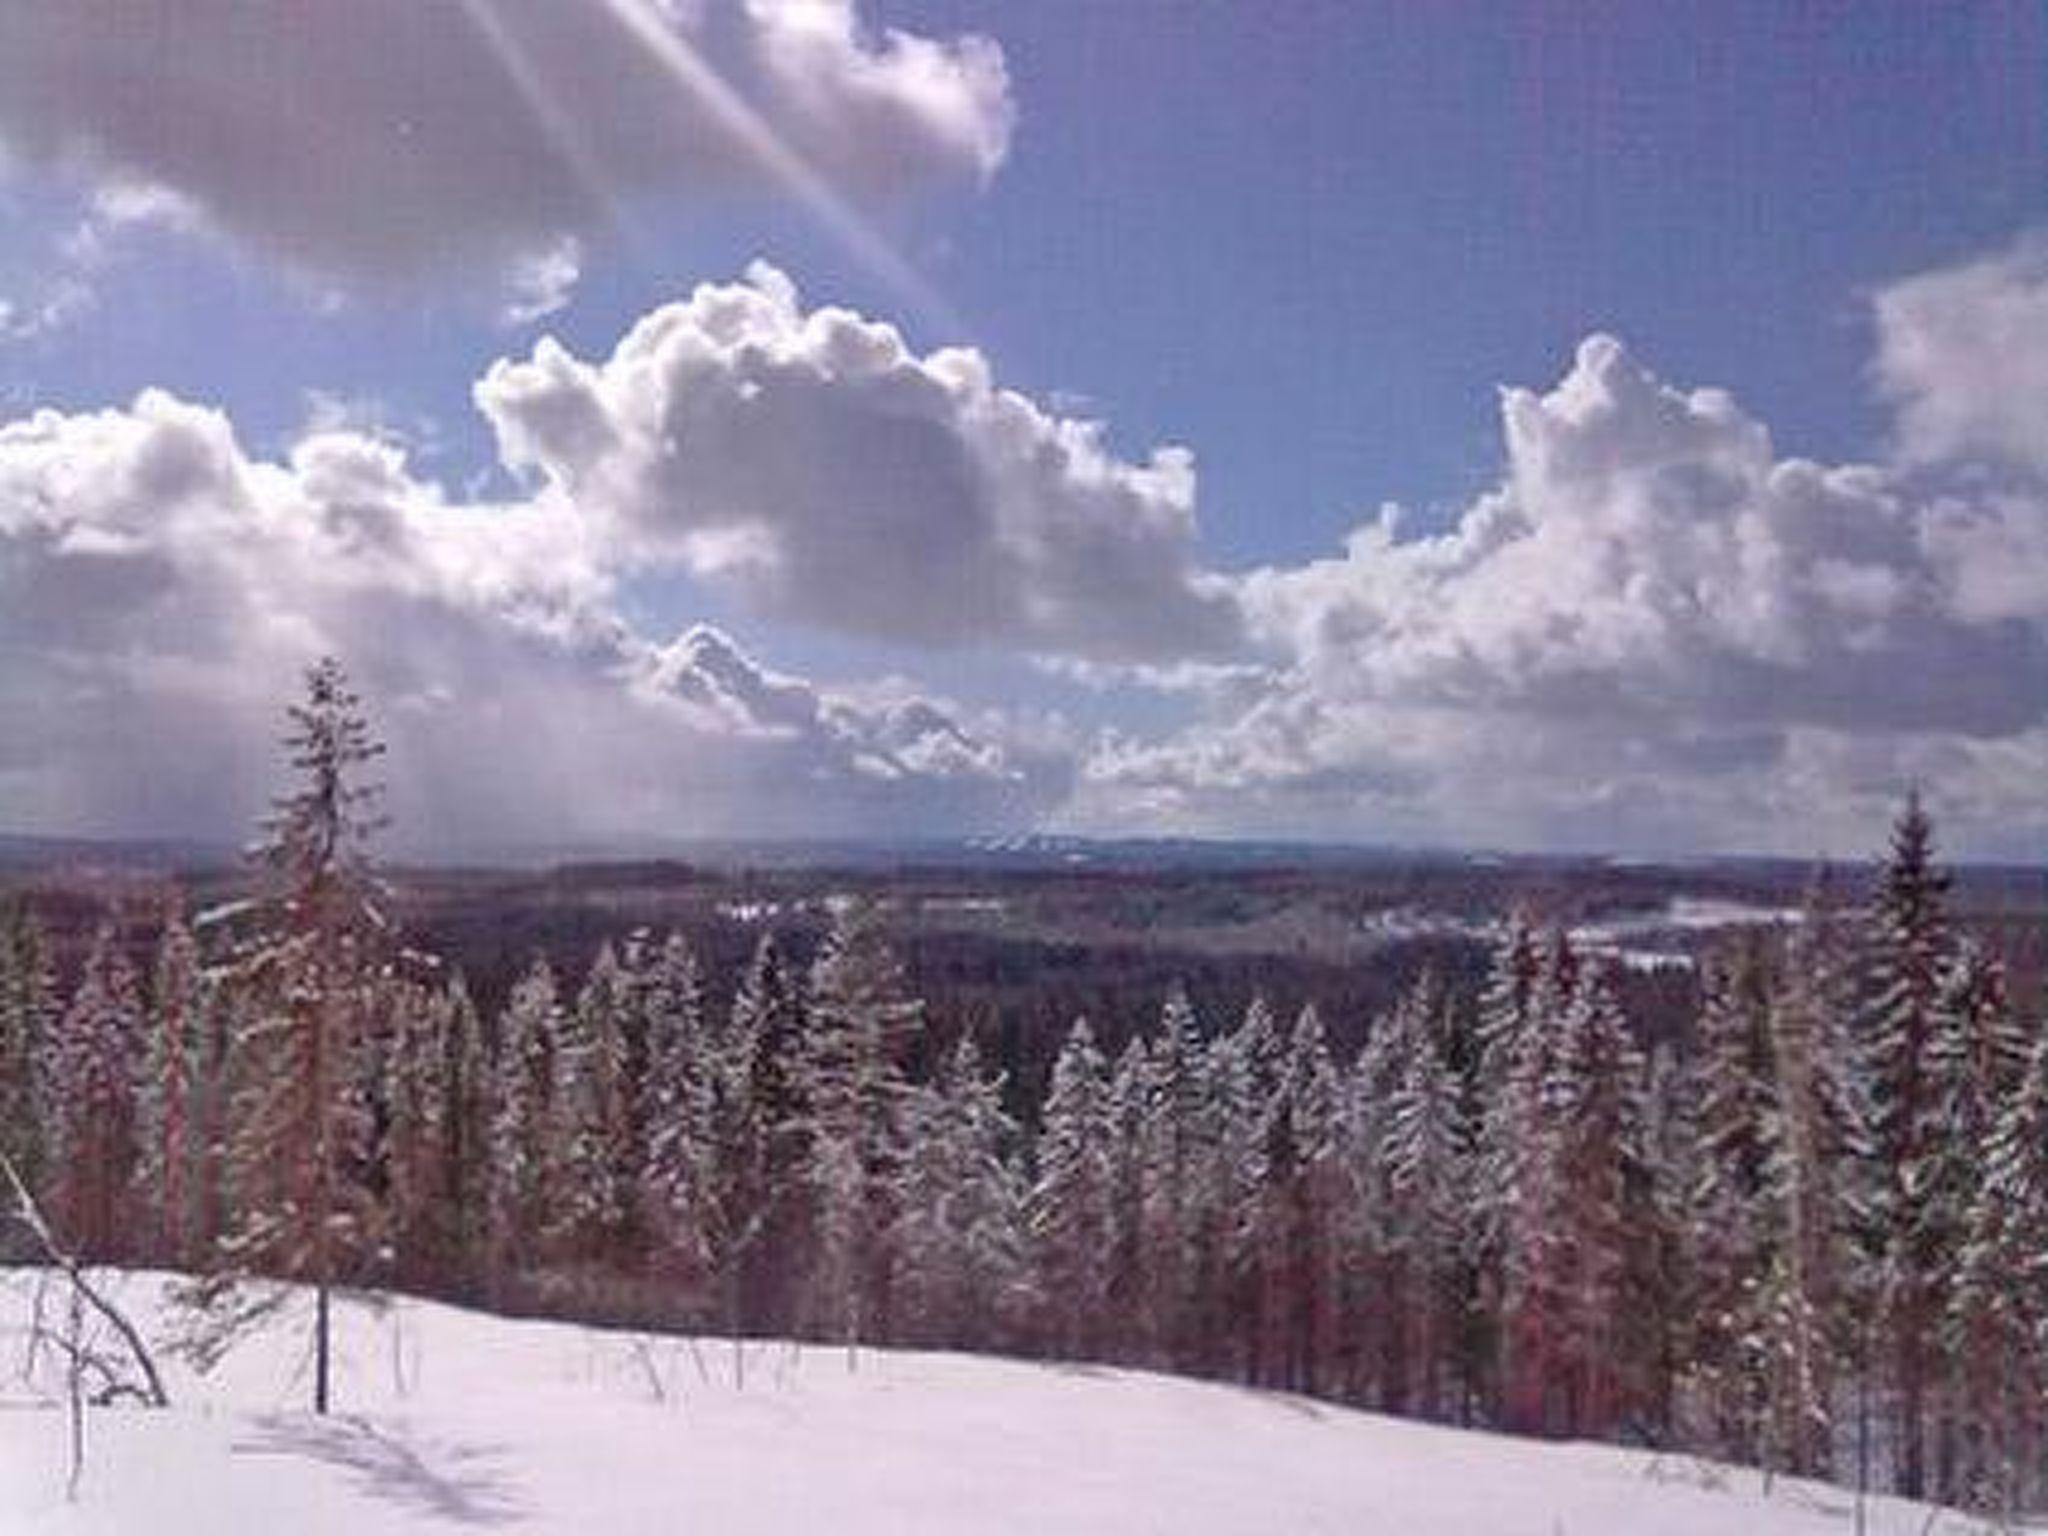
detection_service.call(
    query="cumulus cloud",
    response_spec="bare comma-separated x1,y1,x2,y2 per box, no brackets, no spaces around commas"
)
6,237,2047,855
476,263,1242,660
1081,327,2048,856
1242,334,2045,738
0,0,1011,297
0,388,1053,847
1874,234,2048,474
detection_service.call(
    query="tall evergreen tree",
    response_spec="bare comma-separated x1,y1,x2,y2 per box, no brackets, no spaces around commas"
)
640,933,712,1295
43,917,144,1259
0,903,55,1208
1686,931,1781,1459
801,901,919,1354
1547,961,1650,1440
140,901,206,1266
725,934,810,1336
1499,929,1579,1434
486,959,561,1291
1862,791,1953,1498
1031,1017,1117,1356
1137,985,1205,1367
891,1035,1028,1349
1752,882,1863,1478
1948,1013,2048,1516
219,656,390,1415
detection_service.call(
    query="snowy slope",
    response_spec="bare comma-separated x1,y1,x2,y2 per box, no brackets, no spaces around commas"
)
0,1273,1968,1534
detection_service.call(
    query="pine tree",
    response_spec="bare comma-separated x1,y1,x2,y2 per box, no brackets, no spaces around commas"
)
1547,961,1650,1439
487,959,561,1292
1947,1013,2048,1516
382,978,448,1284
140,901,206,1266
1256,1003,1341,1394
1862,791,1953,1498
891,1035,1028,1349
1921,940,2027,1503
1137,985,1205,1367
1384,979,1470,1420
1498,929,1580,1433
0,903,55,1207
1686,931,1781,1459
437,974,490,1290
725,934,810,1337
1103,1034,1150,1360
43,917,144,1259
1031,1017,1117,1357
801,900,919,1355
1195,1003,1272,1376
551,941,631,1269
1753,881,1863,1478
640,933,712,1298
217,655,390,1415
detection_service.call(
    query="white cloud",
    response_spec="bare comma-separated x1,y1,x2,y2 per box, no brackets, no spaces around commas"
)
1874,234,2048,474
0,0,1011,298
1078,328,2048,856
500,238,583,328
0,388,1053,847
476,263,1243,660
5,241,2047,856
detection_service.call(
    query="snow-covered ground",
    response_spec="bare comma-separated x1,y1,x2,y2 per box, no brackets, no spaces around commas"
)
0,1273,1973,1534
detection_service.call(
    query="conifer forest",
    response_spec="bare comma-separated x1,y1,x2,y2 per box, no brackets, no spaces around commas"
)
2,660,2044,1521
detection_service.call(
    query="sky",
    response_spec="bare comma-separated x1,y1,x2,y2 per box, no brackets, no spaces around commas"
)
0,0,2044,859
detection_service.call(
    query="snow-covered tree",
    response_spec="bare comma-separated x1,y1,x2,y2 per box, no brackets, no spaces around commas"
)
1947,1011,2048,1516
42,917,143,1259
1137,985,1205,1367
1751,881,1863,1478
1547,961,1650,1439
550,941,632,1268
1031,1017,1117,1356
486,959,562,1291
1383,979,1471,1420
437,974,490,1288
723,934,810,1336
891,1034,1028,1349
801,900,920,1353
0,903,55,1209
1254,1003,1342,1394
139,901,206,1266
212,656,391,1414
640,932,713,1290
1685,931,1781,1458
382,977,448,1283
1861,791,1954,1498
1498,929,1579,1434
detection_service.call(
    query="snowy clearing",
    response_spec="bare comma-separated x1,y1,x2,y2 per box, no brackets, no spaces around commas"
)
0,1272,1982,1535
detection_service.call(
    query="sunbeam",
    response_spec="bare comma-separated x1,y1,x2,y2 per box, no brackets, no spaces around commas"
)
453,0,651,267
595,0,972,343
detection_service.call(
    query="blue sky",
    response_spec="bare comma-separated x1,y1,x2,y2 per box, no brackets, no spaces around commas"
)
0,2,2044,856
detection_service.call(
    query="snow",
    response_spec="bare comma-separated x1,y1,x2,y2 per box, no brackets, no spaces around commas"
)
0,1273,1968,1534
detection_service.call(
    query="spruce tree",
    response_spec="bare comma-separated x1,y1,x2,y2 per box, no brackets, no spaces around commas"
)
0,903,55,1213
140,901,206,1266
1137,985,1204,1367
1948,1014,2048,1516
892,1035,1027,1349
726,934,810,1336
487,959,561,1292
44,917,143,1259
801,900,919,1355
1862,791,1953,1498
640,933,712,1295
220,655,390,1415
1031,1018,1116,1356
